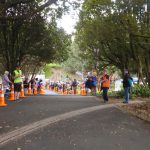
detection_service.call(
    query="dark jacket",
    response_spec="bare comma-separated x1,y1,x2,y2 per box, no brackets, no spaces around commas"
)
85,79,93,89
123,74,132,88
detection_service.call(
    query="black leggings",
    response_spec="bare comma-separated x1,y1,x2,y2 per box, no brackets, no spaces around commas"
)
14,83,21,92
102,88,109,101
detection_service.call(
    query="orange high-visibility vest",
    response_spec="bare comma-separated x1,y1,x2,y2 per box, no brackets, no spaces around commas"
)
102,75,110,88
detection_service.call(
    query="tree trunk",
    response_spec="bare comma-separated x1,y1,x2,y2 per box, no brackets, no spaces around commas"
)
138,58,146,86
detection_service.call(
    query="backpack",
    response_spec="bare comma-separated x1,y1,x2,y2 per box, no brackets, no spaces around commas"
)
128,79,132,87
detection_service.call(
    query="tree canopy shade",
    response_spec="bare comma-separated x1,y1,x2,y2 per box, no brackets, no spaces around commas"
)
75,0,150,86
0,0,77,75
0,0,82,20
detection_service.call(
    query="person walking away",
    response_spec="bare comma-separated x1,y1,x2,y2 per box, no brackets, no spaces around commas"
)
29,78,35,94
128,75,133,99
85,76,93,95
23,77,29,95
37,79,42,94
101,71,110,103
3,71,12,98
91,74,97,95
13,65,23,100
71,79,78,94
123,73,133,103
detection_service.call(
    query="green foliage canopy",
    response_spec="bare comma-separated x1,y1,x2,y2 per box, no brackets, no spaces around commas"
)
0,0,76,75
75,0,150,86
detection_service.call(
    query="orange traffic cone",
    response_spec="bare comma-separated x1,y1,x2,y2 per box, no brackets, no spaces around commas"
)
0,84,7,106
72,89,74,95
20,83,26,98
76,88,79,95
77,88,81,95
76,89,78,95
28,83,32,95
63,89,67,95
40,85,45,95
9,84,15,101
81,85,86,96
61,89,63,95
34,86,38,95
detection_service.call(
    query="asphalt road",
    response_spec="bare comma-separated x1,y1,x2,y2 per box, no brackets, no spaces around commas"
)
0,95,150,150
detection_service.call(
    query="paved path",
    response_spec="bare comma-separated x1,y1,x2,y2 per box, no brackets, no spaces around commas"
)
0,95,150,150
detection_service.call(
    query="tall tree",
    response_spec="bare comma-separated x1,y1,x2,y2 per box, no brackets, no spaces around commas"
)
0,0,76,74
75,0,150,86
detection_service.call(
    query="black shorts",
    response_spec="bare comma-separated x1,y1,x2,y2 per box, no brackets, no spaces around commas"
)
14,83,22,92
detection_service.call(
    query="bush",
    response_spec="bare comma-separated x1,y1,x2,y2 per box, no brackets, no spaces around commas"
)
107,85,150,99
108,90,124,98
115,90,125,98
132,85,150,98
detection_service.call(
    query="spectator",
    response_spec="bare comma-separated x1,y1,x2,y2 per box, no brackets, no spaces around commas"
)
91,74,97,95
85,76,93,95
123,72,133,103
35,78,39,89
23,77,29,95
13,65,23,100
37,79,42,94
29,78,36,94
3,71,12,97
101,70,110,103
71,79,78,94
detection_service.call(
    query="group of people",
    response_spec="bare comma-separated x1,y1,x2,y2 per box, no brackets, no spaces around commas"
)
2,65,44,101
1,65,133,103
2,65,23,100
49,79,79,94
85,70,110,103
23,77,44,95
85,69,133,104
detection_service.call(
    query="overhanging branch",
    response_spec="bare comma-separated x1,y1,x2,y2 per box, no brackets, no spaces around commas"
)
0,0,58,20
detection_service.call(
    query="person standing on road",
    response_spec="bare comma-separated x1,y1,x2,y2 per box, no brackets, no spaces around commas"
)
85,76,93,95
13,65,23,100
29,78,36,94
71,79,78,94
3,71,12,98
123,71,133,103
23,77,29,95
91,73,97,95
101,69,110,103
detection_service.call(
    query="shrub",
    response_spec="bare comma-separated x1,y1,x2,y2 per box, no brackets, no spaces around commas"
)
132,85,150,98
108,85,150,99
108,90,124,98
